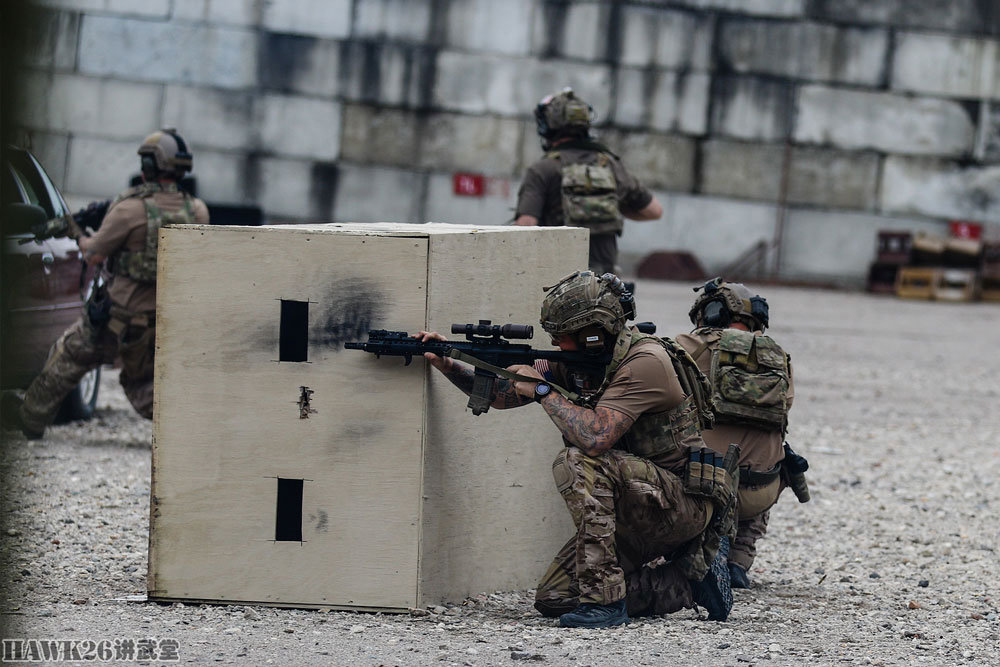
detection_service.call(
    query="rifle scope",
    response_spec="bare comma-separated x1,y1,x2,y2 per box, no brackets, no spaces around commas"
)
451,320,533,340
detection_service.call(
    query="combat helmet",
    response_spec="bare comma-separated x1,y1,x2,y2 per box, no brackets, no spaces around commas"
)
689,277,769,332
540,271,635,351
137,128,193,178
535,88,592,142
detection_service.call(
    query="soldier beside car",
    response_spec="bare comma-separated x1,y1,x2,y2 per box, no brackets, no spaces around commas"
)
3,128,208,439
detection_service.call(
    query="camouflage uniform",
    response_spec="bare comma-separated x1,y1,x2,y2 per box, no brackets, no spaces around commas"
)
533,331,723,618
18,182,208,433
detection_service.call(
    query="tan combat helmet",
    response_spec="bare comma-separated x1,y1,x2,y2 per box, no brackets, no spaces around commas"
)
137,128,193,177
540,271,632,351
534,88,592,141
688,277,769,332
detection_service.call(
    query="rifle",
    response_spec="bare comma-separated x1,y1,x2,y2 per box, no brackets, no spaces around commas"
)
345,320,612,415
20,199,111,245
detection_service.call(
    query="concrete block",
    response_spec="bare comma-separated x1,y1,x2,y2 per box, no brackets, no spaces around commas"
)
618,193,779,275
65,136,139,198
620,6,713,70
340,104,420,168
18,71,162,139
258,94,341,161
700,140,879,209
446,0,533,56
353,0,433,42
24,9,79,70
423,173,517,226
78,15,257,89
189,150,250,205
710,76,795,141
261,0,351,39
419,113,522,174
37,0,169,17
258,32,340,98
892,32,1000,100
339,41,436,108
531,1,607,62
332,164,424,223
780,208,947,284
718,18,887,86
163,86,254,152
172,0,258,26
881,156,1000,224
600,130,696,192
807,0,1000,36
674,0,805,18
613,69,710,134
434,51,612,117
25,131,70,191
256,157,318,220
795,86,975,157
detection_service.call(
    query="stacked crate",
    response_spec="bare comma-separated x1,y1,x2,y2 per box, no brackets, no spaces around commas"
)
869,229,990,301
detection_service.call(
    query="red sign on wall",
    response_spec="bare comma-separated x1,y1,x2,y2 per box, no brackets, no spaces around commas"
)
453,172,485,197
949,221,983,239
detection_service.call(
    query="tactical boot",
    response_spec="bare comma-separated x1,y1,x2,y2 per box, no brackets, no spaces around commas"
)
1,391,43,440
558,599,628,628
729,563,751,589
690,536,733,621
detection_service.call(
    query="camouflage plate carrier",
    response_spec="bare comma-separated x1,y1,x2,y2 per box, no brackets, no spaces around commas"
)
112,182,195,284
708,328,791,431
548,151,624,235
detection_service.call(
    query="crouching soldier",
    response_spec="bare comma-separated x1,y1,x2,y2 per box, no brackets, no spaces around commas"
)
676,278,810,588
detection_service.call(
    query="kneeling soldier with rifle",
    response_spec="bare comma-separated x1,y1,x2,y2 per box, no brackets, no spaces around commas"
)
349,271,739,627
2,129,209,439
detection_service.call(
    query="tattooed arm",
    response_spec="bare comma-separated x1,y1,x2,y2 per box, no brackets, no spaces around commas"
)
416,331,532,410
506,364,634,456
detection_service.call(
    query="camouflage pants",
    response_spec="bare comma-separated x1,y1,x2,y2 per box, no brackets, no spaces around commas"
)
20,315,155,433
731,477,784,571
534,447,712,617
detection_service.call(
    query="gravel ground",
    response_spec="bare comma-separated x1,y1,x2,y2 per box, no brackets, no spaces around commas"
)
2,281,999,666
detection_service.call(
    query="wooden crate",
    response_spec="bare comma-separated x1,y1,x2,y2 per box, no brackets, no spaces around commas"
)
896,266,939,300
148,223,587,611
933,269,977,302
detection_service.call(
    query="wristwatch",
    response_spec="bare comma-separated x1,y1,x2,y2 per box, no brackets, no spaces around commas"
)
533,382,552,403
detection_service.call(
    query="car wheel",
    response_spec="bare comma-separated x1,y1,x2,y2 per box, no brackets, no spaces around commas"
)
54,366,101,423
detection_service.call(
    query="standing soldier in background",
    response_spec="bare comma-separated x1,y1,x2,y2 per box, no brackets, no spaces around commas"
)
3,128,209,439
676,278,810,588
514,89,663,275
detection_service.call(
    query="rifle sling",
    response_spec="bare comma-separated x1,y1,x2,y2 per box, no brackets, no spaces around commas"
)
447,349,580,403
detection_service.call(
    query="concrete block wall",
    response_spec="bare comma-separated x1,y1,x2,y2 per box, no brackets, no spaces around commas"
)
15,0,1000,286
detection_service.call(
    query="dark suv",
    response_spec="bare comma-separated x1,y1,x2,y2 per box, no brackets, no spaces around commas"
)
2,146,100,421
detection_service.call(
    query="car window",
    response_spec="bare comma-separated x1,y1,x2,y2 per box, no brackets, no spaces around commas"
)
28,152,67,218
6,150,56,218
2,163,25,207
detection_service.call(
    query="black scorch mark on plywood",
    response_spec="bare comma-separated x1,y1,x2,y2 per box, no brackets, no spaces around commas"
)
310,279,388,350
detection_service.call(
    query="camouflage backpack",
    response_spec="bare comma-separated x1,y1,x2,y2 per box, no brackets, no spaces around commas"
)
709,328,790,431
113,184,195,283
549,152,624,235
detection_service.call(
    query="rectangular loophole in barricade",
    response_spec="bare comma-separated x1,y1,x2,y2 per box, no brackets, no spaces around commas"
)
275,478,304,542
279,300,309,362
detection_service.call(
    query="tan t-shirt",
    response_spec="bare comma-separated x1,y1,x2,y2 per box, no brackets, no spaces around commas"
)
551,338,688,469
88,190,209,313
674,329,794,473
